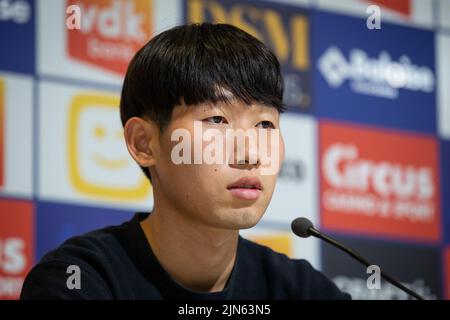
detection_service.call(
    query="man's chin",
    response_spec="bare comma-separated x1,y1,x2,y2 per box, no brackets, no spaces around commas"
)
221,210,263,230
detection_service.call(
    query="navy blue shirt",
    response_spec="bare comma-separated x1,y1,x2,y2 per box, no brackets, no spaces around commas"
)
21,212,351,300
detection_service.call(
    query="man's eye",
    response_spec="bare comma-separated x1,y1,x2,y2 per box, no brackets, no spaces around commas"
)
204,116,228,124
257,121,275,129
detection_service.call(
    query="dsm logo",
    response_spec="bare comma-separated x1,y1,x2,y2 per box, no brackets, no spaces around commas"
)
185,0,312,111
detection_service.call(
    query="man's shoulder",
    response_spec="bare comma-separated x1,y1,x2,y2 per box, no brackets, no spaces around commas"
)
40,223,127,264
239,236,351,300
21,222,131,300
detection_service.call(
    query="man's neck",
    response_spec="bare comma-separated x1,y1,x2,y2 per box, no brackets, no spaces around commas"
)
140,206,239,293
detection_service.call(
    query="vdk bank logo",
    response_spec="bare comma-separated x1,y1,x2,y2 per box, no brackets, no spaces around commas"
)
66,0,152,75
318,46,435,99
68,93,151,200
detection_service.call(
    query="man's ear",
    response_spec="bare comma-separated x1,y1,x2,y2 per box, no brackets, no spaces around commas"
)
124,117,159,168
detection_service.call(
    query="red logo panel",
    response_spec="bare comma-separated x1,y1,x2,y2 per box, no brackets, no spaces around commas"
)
360,0,411,16
67,0,152,75
320,121,440,242
0,199,34,300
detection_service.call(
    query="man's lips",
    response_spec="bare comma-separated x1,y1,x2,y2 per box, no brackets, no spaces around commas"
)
228,188,261,200
227,177,262,200
227,176,262,190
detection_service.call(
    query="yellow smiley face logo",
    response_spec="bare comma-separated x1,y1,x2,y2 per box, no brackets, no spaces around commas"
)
68,93,150,200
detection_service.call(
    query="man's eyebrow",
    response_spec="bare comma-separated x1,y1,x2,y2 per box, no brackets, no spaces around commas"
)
198,100,232,111
197,103,220,112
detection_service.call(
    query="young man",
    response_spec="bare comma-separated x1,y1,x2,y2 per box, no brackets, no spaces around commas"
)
21,23,350,300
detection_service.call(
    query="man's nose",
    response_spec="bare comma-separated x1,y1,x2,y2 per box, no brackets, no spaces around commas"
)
231,130,261,167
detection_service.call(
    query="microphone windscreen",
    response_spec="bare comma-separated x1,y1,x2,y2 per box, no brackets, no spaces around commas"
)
291,217,314,238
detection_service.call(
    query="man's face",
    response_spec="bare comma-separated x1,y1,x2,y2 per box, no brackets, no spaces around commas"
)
151,99,285,230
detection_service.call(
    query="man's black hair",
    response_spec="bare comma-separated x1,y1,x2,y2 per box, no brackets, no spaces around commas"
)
120,22,285,183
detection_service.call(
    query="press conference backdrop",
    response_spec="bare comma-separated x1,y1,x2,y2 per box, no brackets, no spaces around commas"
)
0,0,449,300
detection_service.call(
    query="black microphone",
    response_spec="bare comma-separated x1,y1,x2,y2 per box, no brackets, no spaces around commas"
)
291,217,425,300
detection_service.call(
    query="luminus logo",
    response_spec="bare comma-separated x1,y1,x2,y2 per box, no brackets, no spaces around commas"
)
68,93,150,200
